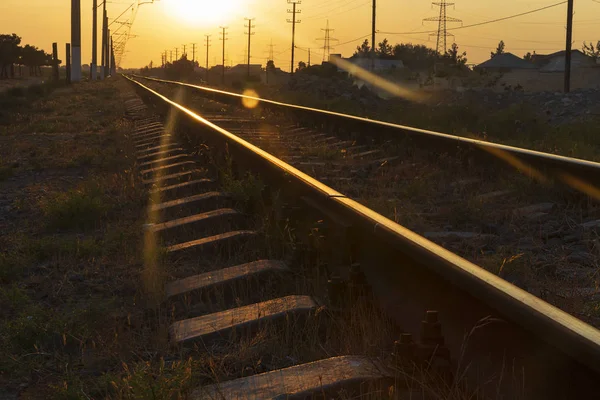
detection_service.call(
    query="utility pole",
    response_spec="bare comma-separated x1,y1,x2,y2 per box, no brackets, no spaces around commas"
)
106,28,112,76
287,1,301,74
219,26,228,84
245,18,256,77
182,44,187,58
170,50,173,62
564,0,574,93
105,17,110,77
191,43,197,63
371,0,376,70
308,48,311,66
91,0,98,80
317,20,338,62
424,0,462,55
175,47,179,61
66,43,72,83
101,1,107,79
111,35,116,75
52,43,59,81
205,34,211,83
71,0,82,81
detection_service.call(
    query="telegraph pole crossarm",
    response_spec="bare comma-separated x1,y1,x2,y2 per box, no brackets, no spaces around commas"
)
244,18,256,77
192,43,197,63
287,0,301,74
205,34,211,83
219,26,228,84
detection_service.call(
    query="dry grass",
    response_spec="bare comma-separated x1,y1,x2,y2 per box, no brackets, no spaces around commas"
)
0,78,150,398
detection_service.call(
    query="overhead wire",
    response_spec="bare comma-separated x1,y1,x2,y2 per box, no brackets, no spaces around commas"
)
302,0,369,21
379,1,567,35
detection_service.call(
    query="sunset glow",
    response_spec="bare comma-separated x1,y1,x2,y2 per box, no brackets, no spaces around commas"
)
163,0,241,25
2,0,600,69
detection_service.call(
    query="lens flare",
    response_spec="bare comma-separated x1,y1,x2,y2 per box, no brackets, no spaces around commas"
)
241,89,260,109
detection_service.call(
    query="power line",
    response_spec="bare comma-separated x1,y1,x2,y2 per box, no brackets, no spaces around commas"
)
389,33,559,52
296,33,371,51
337,33,371,47
304,0,350,13
380,1,567,35
302,0,367,21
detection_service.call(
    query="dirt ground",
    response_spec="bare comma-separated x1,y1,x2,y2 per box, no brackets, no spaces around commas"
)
0,78,151,398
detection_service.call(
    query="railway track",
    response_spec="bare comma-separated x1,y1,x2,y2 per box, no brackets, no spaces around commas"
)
124,75,600,399
137,75,600,328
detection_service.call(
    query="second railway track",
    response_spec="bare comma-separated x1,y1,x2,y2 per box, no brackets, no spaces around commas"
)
124,75,600,399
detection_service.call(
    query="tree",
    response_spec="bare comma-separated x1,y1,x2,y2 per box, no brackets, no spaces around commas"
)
353,39,371,58
491,40,505,58
392,43,439,69
266,60,275,71
523,51,536,62
582,41,600,60
0,34,22,78
164,55,195,80
296,61,306,72
444,43,467,66
20,44,50,76
377,38,393,59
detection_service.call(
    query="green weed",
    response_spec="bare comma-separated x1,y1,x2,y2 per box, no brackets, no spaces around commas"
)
0,166,13,180
219,156,266,212
0,250,31,284
108,358,194,399
42,184,109,231
29,236,102,261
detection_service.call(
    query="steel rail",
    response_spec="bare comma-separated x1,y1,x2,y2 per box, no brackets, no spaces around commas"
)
125,75,600,397
134,74,600,191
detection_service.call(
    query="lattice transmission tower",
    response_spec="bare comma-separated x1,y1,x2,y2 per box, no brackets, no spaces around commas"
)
317,20,338,63
423,0,462,54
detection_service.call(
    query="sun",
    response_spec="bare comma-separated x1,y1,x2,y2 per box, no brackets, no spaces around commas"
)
164,0,240,25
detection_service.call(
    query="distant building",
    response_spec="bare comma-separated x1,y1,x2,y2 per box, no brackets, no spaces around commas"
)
474,53,536,72
532,50,596,72
329,54,404,71
475,49,600,92
476,50,597,73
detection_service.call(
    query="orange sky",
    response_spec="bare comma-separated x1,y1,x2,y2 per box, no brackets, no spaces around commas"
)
1,0,599,70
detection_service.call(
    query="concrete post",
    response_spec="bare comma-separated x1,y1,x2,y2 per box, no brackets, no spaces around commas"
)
71,0,82,81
